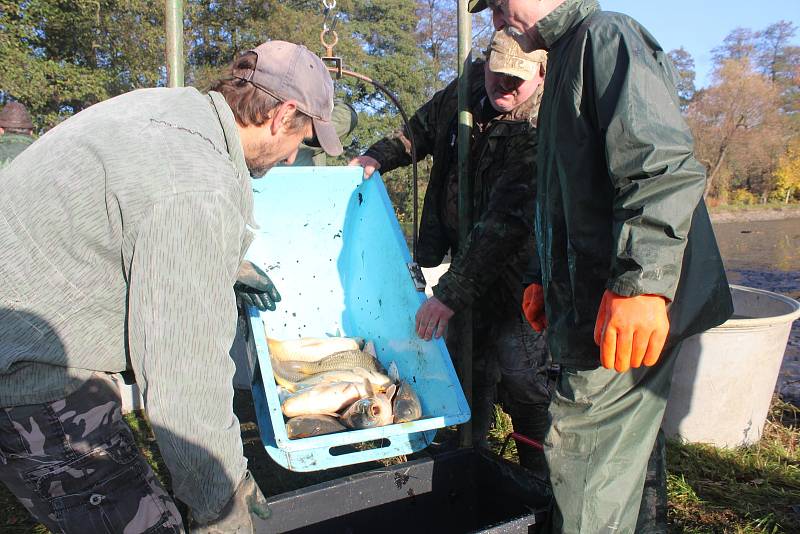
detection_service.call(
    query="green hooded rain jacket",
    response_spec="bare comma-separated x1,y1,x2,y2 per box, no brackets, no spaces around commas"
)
534,0,733,368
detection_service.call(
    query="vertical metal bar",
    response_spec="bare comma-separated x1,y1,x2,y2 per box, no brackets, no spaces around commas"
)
457,0,473,450
165,0,185,87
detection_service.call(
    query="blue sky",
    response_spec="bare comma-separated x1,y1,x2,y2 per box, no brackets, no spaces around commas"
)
601,0,799,87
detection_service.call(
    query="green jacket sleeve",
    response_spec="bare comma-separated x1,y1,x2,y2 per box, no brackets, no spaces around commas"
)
433,132,537,311
363,80,455,173
592,23,707,301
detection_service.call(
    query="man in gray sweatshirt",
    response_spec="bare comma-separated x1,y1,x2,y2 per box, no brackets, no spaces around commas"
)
0,40,342,533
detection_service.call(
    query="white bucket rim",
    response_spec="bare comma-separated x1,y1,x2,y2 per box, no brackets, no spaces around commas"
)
711,284,800,330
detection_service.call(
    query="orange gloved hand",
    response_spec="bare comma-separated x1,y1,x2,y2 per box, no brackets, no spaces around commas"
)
522,283,547,332
593,290,670,373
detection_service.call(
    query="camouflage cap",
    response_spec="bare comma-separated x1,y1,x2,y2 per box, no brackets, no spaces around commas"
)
468,0,488,13
487,31,547,80
0,102,34,130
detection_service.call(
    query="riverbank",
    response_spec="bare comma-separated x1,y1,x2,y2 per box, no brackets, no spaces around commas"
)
709,203,800,223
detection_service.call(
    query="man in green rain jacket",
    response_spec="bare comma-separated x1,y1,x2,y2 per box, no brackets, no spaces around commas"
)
471,0,733,531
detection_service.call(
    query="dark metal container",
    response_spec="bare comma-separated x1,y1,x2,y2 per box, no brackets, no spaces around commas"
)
258,447,551,534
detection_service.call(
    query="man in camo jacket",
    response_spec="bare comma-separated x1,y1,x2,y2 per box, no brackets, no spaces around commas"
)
350,31,552,473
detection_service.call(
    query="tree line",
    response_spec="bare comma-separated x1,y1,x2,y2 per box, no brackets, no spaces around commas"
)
670,21,800,205
1,1,797,215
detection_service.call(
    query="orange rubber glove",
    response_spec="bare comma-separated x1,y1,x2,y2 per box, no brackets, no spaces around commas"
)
593,290,670,373
522,283,547,332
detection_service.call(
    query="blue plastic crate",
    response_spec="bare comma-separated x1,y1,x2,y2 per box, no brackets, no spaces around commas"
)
246,167,470,472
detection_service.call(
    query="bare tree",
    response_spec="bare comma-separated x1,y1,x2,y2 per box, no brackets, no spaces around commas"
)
668,47,696,110
711,27,757,64
687,58,783,198
415,0,494,92
416,0,458,89
756,20,796,82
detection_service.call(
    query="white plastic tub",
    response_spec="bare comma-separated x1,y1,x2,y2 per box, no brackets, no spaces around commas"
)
662,285,800,448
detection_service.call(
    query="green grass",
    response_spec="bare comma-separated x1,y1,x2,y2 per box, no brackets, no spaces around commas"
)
665,398,800,533
3,398,799,532
486,399,800,533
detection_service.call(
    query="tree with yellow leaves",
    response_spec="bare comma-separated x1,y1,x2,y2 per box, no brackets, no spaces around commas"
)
774,139,800,203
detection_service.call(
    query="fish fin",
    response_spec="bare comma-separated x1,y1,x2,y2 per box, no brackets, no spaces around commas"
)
364,340,377,358
388,361,400,383
353,337,366,350
272,367,298,393
385,383,398,402
267,337,286,361
276,386,292,404
363,378,374,397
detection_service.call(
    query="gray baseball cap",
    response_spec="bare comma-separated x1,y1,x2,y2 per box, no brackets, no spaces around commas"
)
242,41,342,157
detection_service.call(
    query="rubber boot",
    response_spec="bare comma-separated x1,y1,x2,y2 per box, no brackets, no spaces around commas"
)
470,384,497,450
634,430,668,533
508,402,550,478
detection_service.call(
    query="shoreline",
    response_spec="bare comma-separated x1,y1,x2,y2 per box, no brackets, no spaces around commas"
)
709,205,800,224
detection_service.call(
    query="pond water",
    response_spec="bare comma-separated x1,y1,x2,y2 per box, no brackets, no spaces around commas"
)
713,218,800,403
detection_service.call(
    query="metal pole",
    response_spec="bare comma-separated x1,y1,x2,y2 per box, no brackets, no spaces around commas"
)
165,0,184,87
456,0,473,450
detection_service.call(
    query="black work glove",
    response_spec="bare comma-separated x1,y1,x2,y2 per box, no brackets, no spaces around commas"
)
234,260,281,311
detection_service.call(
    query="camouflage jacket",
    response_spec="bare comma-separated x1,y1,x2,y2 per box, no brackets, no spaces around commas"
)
0,133,35,169
365,61,541,316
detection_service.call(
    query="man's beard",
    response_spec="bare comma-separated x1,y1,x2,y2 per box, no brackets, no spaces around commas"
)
245,137,277,178
247,160,275,178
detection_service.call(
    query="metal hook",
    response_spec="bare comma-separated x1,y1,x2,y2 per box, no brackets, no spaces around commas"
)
320,29,339,50
322,8,338,32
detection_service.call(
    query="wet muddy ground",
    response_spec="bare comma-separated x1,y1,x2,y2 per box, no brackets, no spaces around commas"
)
713,218,800,404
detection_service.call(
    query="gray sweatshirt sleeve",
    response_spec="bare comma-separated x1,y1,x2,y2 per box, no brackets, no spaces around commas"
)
127,191,247,523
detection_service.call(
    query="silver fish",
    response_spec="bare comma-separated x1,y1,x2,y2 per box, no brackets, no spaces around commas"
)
272,358,388,392
291,367,392,393
281,381,362,418
281,349,384,376
268,336,362,362
341,383,397,429
272,356,309,388
286,415,346,439
392,380,422,423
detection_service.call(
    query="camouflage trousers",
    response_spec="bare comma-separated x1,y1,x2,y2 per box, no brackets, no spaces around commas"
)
0,372,184,533
447,310,552,469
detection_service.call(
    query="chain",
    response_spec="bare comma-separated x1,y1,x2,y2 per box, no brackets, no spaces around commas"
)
320,0,340,60
322,0,338,33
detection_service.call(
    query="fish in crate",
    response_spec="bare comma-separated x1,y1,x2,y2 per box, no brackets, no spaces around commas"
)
268,337,423,439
